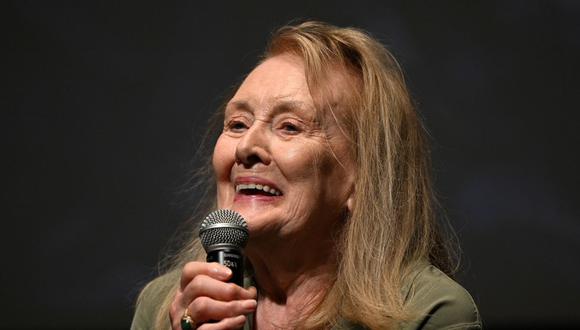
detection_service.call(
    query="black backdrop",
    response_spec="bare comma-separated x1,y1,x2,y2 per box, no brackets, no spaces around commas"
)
3,1,579,329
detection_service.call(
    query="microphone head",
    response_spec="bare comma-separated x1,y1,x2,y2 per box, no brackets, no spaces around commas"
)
199,209,249,252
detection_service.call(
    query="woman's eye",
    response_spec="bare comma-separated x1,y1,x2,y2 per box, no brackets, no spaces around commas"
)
226,121,247,132
281,122,300,133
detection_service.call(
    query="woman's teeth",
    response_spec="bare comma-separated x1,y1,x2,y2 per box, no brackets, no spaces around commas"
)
235,183,281,196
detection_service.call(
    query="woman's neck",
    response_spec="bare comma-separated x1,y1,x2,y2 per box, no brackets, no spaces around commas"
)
254,273,333,329
246,237,338,329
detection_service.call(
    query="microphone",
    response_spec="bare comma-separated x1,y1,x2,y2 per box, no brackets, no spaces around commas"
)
199,209,249,287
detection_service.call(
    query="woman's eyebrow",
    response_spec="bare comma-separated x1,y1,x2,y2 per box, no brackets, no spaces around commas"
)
226,100,252,112
226,99,312,118
271,100,308,115
224,100,253,118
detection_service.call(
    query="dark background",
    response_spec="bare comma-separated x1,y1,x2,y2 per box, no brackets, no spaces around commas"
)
3,1,579,329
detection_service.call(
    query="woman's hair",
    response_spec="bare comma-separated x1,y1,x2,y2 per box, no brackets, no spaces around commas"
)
141,21,456,329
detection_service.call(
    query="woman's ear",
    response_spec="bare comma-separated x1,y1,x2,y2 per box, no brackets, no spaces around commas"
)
346,187,355,214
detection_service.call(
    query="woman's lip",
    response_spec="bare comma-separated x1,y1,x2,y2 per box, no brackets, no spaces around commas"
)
234,193,281,203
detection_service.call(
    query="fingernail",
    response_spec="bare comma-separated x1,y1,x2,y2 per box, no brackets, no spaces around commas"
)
248,286,257,296
213,266,231,277
242,299,257,310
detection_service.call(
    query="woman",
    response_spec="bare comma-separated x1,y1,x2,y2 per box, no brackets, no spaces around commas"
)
132,21,481,329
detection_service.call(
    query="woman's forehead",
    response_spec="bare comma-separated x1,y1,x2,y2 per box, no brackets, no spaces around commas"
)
236,55,309,96
226,55,314,117
227,54,355,120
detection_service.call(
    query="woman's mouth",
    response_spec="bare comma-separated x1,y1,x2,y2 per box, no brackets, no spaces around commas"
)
235,183,282,196
233,177,283,202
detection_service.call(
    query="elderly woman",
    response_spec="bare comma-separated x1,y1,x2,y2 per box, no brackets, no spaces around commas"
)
131,21,481,329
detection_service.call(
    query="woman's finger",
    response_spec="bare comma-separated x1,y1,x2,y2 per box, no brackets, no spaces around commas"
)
170,261,256,329
182,275,256,304
170,294,255,329
180,262,232,290
197,315,247,330
189,296,255,325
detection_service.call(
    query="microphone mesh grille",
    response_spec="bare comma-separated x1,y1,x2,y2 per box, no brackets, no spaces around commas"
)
199,209,249,251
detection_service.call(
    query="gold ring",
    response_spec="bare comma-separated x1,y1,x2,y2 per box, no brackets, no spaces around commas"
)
180,307,195,330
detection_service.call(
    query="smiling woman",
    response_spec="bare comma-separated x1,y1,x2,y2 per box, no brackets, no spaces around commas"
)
214,54,355,247
131,21,481,330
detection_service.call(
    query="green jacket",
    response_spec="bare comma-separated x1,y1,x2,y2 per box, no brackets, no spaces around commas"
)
131,263,481,329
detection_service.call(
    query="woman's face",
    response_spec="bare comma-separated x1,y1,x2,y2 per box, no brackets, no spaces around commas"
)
212,54,355,244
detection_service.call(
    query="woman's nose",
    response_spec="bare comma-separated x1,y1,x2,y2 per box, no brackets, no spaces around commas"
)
235,123,272,167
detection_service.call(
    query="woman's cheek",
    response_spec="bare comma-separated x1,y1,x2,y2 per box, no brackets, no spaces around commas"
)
212,136,236,180
216,185,234,209
277,143,319,175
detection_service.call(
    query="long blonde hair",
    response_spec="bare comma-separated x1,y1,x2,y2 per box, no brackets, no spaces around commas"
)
141,21,456,329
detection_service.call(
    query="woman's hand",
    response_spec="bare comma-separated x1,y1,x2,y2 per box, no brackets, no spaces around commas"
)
170,262,257,330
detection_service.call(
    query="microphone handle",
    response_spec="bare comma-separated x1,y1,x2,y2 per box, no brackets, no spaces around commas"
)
206,247,244,287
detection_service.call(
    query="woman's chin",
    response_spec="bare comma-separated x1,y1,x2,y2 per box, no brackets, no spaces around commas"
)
230,194,281,218
235,211,287,242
